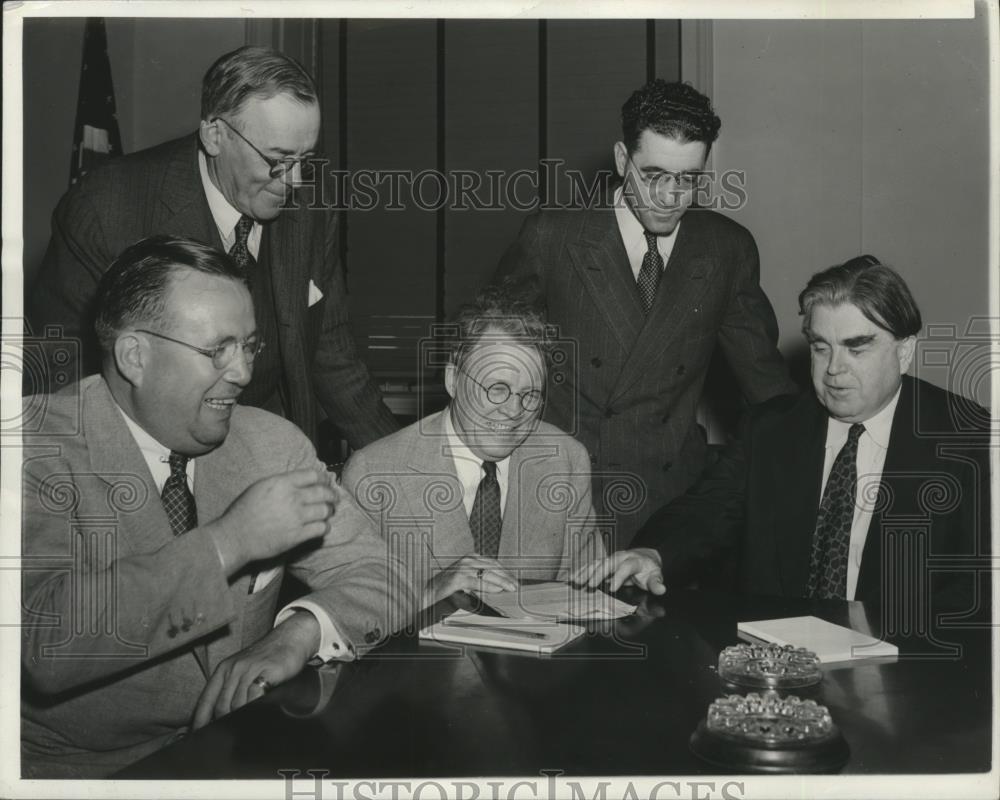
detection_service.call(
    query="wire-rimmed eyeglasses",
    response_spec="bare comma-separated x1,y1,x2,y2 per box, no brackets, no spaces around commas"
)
458,367,543,412
213,116,314,180
135,329,265,370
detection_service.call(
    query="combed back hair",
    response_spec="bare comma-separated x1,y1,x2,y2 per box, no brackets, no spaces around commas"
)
94,235,246,356
201,46,318,120
798,255,923,339
449,281,550,372
621,80,721,154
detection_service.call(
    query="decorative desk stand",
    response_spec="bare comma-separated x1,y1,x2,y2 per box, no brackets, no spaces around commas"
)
717,643,823,691
690,690,849,773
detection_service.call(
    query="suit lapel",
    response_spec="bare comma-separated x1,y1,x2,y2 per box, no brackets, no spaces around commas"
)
157,135,224,251
85,378,213,678
566,208,644,352
611,212,719,402
856,377,918,599
406,411,473,564
769,395,828,596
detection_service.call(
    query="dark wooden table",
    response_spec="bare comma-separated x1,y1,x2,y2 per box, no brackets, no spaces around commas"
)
119,589,993,778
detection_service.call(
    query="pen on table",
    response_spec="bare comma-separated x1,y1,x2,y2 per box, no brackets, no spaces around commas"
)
442,620,549,640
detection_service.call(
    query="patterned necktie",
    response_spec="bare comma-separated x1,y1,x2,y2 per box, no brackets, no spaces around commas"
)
162,452,197,537
807,423,865,599
636,230,664,313
469,460,501,558
229,214,257,285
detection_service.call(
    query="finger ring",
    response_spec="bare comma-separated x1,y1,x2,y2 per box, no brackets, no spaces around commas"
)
476,568,485,579
251,676,272,692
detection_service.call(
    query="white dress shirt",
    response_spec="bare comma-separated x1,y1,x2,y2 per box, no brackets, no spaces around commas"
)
443,408,511,520
613,186,681,281
198,150,262,258
819,387,901,600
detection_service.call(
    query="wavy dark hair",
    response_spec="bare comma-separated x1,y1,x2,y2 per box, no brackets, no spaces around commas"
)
621,79,721,154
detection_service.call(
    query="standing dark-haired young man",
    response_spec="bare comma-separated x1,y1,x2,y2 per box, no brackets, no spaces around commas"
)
497,80,796,546
29,45,397,451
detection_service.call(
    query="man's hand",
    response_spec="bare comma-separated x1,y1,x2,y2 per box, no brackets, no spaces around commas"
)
423,555,518,607
570,548,666,595
204,469,338,576
192,611,320,730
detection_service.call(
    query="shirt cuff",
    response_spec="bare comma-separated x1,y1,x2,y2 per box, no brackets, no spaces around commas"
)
275,599,356,664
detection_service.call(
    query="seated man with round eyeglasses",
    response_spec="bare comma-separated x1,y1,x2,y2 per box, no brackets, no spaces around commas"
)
21,235,415,778
341,284,606,609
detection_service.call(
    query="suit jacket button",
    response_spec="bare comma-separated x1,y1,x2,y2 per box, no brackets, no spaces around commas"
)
676,365,685,376
604,408,615,418
590,357,602,368
661,413,670,423
662,462,673,472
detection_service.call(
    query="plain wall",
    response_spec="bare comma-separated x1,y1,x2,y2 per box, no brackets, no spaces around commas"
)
710,13,990,401
22,17,246,289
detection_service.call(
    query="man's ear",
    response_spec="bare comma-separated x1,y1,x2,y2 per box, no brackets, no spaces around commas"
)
199,118,222,157
613,141,628,178
444,363,457,400
897,335,917,374
113,333,147,388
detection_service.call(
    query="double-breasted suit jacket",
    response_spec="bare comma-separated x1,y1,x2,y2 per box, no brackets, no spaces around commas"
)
497,206,797,546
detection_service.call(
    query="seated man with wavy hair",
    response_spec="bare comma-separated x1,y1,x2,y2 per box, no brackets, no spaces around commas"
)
342,284,606,608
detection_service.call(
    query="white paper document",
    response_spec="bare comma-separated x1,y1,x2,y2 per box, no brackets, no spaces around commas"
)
737,615,898,663
476,581,636,621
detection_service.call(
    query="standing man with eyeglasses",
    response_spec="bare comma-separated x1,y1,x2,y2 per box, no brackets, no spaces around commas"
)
29,45,398,451
496,79,797,547
341,284,606,609
21,236,415,777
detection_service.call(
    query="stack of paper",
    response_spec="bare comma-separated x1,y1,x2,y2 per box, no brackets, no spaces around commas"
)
476,581,636,621
737,616,898,663
419,610,584,654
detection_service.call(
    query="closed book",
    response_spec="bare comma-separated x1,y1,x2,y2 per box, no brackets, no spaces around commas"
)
737,616,898,663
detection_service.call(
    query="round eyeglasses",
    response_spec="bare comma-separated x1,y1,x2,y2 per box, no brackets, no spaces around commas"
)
459,367,543,412
135,329,265,370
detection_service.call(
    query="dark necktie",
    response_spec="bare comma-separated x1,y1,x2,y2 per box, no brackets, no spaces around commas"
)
229,214,257,284
807,423,865,599
469,461,501,558
636,230,664,313
162,452,197,537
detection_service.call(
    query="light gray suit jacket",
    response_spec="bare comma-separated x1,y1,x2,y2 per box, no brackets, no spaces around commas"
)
340,410,606,594
21,375,415,777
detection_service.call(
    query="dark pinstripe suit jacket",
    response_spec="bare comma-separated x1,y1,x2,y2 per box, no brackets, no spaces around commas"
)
496,206,797,547
28,134,397,449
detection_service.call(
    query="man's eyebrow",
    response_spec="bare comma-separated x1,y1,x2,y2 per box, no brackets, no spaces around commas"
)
842,334,876,348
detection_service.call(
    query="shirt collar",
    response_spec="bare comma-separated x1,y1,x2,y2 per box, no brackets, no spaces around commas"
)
443,406,509,481
825,383,902,450
613,184,682,249
114,401,173,464
198,148,243,240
